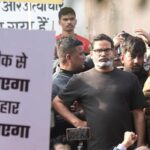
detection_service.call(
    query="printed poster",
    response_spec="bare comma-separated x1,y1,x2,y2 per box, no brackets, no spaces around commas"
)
0,28,55,150
0,0,63,4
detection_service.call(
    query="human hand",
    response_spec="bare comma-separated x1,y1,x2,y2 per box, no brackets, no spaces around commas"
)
121,131,138,148
113,33,125,48
73,119,87,128
135,28,150,45
70,101,81,112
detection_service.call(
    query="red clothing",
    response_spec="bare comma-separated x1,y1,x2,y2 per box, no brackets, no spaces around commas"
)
56,34,91,54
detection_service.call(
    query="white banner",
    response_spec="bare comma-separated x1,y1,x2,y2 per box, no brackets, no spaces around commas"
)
0,0,63,4
0,0,87,37
0,29,55,150
0,1,64,32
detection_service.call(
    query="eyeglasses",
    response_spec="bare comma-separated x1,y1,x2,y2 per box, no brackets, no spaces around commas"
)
92,48,112,53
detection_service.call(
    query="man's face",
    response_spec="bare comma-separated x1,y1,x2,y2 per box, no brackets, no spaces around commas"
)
91,40,114,69
59,14,77,32
70,45,85,72
122,51,144,73
54,144,71,150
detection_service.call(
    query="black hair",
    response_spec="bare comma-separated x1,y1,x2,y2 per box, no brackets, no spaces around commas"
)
56,37,83,63
92,33,114,49
58,7,76,20
50,135,73,150
121,36,146,57
119,31,132,41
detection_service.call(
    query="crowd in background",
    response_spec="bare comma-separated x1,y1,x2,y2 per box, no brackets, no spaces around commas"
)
51,6,150,150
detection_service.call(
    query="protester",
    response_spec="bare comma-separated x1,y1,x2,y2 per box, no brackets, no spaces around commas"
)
135,29,150,47
143,76,150,146
113,31,132,68
55,7,91,57
143,76,150,98
113,31,132,52
51,37,85,139
53,33,146,150
135,29,150,71
113,131,138,150
120,36,148,88
50,135,74,150
53,7,93,72
113,131,150,150
120,36,149,144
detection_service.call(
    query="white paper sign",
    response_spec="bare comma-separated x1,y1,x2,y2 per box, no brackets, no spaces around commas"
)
0,28,55,150
1,0,63,4
0,1,64,32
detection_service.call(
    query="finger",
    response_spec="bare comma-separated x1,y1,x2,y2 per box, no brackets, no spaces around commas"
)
135,28,144,32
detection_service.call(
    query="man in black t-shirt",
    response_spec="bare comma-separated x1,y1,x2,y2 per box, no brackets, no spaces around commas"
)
52,34,147,150
51,37,85,139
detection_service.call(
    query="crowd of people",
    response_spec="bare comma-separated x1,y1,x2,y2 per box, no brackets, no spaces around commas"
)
51,6,150,150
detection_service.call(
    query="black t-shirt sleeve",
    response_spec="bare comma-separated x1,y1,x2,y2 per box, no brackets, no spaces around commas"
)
130,74,147,110
52,83,60,100
58,74,82,107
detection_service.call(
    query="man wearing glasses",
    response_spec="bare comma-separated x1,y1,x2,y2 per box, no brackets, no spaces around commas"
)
53,34,146,150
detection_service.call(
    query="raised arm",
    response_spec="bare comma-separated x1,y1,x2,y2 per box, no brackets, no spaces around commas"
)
135,28,150,46
113,131,137,150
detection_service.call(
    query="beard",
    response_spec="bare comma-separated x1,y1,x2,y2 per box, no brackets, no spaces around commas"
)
131,64,146,80
132,64,143,74
124,64,145,79
95,59,114,69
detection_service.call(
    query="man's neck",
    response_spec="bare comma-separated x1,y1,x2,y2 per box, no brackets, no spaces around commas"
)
61,31,76,37
123,67,132,72
59,64,74,72
95,66,114,73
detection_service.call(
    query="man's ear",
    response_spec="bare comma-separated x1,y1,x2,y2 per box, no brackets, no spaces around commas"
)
66,53,71,61
90,50,93,58
58,19,61,26
111,50,115,57
75,19,77,26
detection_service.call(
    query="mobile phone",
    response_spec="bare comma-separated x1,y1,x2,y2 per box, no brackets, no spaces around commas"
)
66,127,91,141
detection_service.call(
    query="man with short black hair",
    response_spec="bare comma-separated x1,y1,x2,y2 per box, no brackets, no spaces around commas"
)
121,36,148,88
51,135,73,150
56,7,91,56
51,37,85,139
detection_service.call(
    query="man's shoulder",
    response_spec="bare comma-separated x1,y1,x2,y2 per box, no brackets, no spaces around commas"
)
55,34,61,39
53,72,62,85
55,34,89,41
115,68,135,76
113,68,139,81
53,71,60,79
53,71,71,82
75,34,90,42
52,72,72,92
75,34,91,54
74,68,95,79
